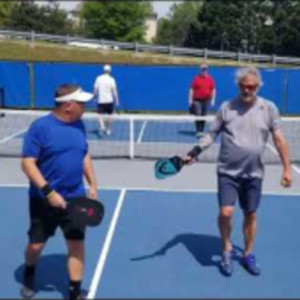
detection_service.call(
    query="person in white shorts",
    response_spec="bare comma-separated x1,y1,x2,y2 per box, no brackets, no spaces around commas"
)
93,64,119,136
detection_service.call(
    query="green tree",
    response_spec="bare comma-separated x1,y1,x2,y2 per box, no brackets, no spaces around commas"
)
155,1,202,46
5,1,74,35
185,0,300,56
80,1,152,42
0,1,16,27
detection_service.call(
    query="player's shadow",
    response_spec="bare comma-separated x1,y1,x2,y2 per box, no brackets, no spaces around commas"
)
14,254,87,299
131,233,243,269
177,130,196,137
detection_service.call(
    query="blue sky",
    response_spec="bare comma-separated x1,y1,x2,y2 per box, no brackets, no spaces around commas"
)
58,1,176,18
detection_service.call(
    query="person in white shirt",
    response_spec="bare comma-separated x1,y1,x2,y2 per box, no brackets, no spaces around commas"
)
93,64,119,136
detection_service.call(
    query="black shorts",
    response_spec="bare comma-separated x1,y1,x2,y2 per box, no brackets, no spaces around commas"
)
97,103,114,114
28,197,86,244
218,174,263,213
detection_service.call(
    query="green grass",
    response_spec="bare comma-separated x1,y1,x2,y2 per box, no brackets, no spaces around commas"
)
0,38,276,67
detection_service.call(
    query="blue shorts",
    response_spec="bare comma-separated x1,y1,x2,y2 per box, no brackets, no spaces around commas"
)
218,174,263,213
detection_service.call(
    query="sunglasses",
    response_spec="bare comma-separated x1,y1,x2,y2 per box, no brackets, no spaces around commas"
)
239,84,258,91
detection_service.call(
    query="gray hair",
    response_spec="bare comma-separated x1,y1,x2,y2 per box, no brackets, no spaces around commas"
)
235,67,263,87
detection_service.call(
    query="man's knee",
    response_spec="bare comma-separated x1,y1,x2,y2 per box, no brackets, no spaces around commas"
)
66,240,84,257
26,243,44,255
219,206,235,219
244,211,257,222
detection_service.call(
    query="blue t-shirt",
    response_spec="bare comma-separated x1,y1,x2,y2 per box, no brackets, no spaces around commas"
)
22,113,88,199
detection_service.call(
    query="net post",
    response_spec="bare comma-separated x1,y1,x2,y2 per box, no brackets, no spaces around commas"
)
129,117,135,159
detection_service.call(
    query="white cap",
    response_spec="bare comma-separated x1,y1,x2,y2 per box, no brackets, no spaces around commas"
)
104,64,111,72
55,87,93,103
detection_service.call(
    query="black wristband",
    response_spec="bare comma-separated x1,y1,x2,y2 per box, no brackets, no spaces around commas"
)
187,145,202,159
41,184,54,197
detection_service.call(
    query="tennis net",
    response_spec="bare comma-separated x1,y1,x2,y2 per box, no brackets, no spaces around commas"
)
0,109,299,164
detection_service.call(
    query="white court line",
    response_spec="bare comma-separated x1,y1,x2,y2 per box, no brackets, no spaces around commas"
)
267,143,300,176
0,183,299,196
137,120,147,144
0,128,27,145
87,188,127,300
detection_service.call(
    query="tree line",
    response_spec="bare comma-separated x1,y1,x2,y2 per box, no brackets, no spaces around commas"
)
1,1,300,57
156,0,300,57
0,0,152,42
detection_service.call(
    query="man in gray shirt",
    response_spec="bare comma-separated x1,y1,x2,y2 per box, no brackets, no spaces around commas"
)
186,67,292,276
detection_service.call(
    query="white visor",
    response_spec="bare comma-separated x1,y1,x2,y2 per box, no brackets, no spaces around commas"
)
55,88,93,103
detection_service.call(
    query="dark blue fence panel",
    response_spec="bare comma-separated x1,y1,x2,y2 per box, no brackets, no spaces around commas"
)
259,68,286,112
0,62,30,107
33,62,101,109
286,70,300,114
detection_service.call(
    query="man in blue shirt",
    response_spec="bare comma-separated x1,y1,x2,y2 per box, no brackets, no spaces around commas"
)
21,84,97,299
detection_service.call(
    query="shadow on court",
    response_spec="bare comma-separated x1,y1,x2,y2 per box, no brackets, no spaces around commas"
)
177,130,196,137
14,254,69,298
131,233,243,269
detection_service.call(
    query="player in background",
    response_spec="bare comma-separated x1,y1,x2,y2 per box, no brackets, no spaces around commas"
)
93,64,119,136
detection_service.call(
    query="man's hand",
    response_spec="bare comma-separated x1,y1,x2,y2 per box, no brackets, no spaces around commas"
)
211,98,215,107
47,192,67,209
88,185,98,200
281,169,292,188
183,155,196,165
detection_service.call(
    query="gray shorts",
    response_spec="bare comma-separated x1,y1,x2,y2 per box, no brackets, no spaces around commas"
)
217,174,262,213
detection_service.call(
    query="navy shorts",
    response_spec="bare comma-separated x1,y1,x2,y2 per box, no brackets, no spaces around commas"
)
97,103,114,114
218,175,263,213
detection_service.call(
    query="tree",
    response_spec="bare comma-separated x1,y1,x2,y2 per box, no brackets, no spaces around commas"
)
155,1,202,46
80,1,152,42
5,1,74,35
0,1,15,27
185,0,300,56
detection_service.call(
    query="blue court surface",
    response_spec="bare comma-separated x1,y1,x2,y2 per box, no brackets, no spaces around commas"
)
83,119,210,143
0,186,299,299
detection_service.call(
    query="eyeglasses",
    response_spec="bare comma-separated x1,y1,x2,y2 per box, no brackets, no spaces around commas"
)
239,84,258,91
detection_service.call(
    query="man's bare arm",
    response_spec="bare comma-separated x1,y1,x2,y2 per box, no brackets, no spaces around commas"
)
21,158,48,188
83,154,98,199
21,158,67,208
188,88,193,106
272,129,292,187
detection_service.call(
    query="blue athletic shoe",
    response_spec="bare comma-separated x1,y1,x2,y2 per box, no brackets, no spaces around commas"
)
242,254,261,276
219,252,233,277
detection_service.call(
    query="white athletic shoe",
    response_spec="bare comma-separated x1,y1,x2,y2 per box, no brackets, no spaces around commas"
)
106,130,111,136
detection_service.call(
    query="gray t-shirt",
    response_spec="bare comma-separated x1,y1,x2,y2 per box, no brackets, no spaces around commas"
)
199,97,281,179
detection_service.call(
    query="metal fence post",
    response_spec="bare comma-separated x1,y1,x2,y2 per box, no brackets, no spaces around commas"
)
28,62,35,109
30,30,35,43
169,45,173,56
129,118,135,159
204,48,208,61
135,43,139,53
272,54,277,67
237,51,241,63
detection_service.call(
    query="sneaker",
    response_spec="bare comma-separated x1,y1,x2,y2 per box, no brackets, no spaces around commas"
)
106,129,111,136
219,251,233,277
241,253,261,276
21,275,35,299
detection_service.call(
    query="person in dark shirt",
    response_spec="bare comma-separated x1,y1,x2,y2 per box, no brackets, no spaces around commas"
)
21,84,97,300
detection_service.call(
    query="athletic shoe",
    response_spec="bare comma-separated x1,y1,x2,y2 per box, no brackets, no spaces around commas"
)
106,130,111,136
241,253,261,276
20,275,35,299
219,251,233,277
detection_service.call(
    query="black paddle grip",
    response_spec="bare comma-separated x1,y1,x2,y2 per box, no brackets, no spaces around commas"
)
187,145,203,159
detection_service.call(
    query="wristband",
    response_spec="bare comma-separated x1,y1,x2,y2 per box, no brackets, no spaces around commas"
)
187,145,203,159
41,184,54,198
